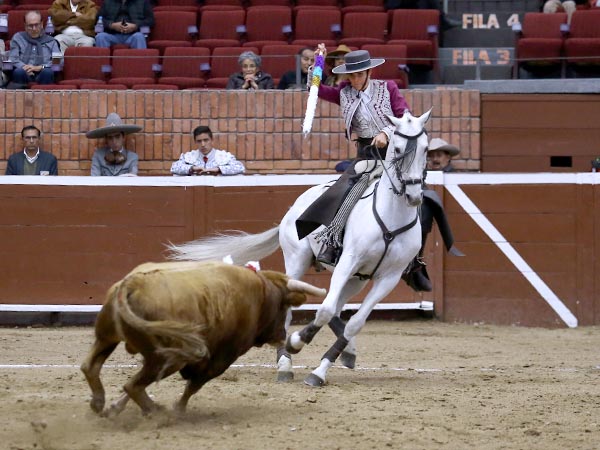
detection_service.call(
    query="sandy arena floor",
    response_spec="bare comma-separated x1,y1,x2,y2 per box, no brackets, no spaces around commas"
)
0,320,598,450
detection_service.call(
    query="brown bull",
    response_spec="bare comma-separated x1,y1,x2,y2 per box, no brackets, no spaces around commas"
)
81,261,325,416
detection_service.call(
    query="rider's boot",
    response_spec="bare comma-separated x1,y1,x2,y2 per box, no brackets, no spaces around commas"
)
317,244,342,266
402,254,432,292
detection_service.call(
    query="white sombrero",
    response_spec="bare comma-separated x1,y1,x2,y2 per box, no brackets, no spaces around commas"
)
428,138,460,156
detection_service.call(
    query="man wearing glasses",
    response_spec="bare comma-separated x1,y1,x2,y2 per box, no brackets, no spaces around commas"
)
8,10,61,86
5,126,58,175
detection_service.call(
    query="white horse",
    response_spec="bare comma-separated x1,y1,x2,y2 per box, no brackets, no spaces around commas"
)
169,109,432,386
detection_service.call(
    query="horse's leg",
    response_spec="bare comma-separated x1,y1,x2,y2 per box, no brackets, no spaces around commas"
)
277,231,313,382
329,277,368,369
276,308,294,382
286,260,357,354
305,273,402,387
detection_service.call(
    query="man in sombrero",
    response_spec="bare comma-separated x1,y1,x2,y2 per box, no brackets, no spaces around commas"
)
86,113,142,176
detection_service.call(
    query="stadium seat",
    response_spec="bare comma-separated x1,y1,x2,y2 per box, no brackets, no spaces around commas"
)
339,12,388,47
205,46,259,88
513,12,567,79
31,83,78,90
295,0,338,5
195,9,245,50
13,3,53,10
564,10,600,73
108,48,160,88
388,9,440,81
361,44,409,88
132,83,179,90
242,6,292,50
80,83,128,90
147,10,197,54
247,0,292,6
341,0,385,14
6,10,49,40
158,46,209,89
292,8,340,47
59,46,111,87
154,0,199,7
260,44,305,84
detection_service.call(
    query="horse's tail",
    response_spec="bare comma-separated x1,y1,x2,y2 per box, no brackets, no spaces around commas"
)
166,226,281,265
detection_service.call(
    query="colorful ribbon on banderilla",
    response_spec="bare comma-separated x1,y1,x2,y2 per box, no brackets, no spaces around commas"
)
302,50,325,137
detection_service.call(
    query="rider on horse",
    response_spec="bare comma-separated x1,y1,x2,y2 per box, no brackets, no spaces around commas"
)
296,46,460,292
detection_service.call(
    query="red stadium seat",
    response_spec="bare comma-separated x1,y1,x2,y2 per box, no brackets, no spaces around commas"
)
195,9,245,50
564,10,600,71
108,48,160,88
147,10,197,55
31,83,78,90
339,12,388,47
80,83,128,90
242,6,292,50
514,12,567,78
247,0,292,6
205,46,259,88
292,8,341,47
132,83,179,90
260,44,305,82
361,44,409,88
388,9,440,81
60,47,111,87
295,0,338,5
158,46,209,89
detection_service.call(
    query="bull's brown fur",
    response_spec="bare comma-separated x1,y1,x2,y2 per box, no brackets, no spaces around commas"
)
81,261,317,416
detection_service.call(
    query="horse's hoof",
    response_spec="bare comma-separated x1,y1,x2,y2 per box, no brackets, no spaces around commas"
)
277,371,294,383
285,336,301,354
341,351,356,370
304,373,325,387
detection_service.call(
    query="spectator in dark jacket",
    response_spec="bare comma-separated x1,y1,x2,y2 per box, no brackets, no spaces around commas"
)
278,47,314,90
6,126,58,175
95,0,154,49
226,51,274,90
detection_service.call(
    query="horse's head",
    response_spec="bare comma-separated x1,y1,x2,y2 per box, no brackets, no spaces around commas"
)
385,108,432,206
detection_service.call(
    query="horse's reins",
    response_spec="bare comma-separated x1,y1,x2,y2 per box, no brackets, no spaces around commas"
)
353,127,427,281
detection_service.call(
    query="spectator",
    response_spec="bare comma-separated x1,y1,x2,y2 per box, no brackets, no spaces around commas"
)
323,44,350,87
8,10,61,86
226,51,274,90
427,138,460,172
171,125,245,176
542,0,590,24
49,0,98,54
5,125,58,175
86,113,141,176
384,0,461,30
95,0,154,50
278,47,314,90
0,39,7,87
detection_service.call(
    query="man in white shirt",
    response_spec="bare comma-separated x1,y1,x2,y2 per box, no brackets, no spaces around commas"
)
171,126,245,176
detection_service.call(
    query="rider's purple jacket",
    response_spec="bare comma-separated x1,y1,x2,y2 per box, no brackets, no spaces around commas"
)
317,79,410,142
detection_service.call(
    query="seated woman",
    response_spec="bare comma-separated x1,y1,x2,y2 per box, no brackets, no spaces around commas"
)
278,47,314,90
226,51,274,90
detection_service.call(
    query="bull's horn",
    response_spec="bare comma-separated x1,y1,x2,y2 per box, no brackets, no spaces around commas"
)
287,279,326,297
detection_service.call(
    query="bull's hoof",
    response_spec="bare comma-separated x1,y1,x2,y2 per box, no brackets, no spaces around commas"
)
341,351,356,370
285,336,302,355
90,396,105,414
304,373,325,387
277,371,294,383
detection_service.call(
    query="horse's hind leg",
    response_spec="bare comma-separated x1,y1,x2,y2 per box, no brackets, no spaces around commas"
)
81,338,119,414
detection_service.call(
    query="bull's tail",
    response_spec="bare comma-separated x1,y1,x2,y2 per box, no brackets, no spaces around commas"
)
166,226,281,265
115,282,210,380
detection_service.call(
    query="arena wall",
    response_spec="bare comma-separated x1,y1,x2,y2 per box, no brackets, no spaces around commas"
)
0,174,598,328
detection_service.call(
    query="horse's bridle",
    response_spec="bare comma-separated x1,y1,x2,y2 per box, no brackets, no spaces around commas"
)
375,127,428,197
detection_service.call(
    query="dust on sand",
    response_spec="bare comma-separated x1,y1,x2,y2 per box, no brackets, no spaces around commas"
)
0,320,598,450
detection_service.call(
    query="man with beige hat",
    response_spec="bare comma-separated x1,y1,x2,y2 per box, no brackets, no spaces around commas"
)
86,113,142,176
427,137,460,172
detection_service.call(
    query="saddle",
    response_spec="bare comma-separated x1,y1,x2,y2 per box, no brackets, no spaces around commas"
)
295,159,383,241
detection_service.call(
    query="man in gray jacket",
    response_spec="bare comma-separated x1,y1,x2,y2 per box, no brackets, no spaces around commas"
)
8,11,60,85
